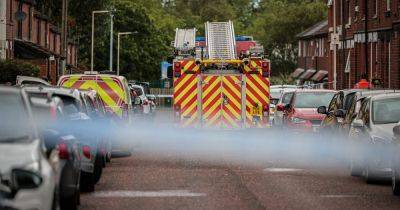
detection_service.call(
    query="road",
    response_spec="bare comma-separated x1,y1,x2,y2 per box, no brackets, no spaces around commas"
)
80,150,400,210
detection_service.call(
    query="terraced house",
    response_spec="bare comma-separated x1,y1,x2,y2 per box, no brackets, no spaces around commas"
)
1,0,78,84
296,0,400,90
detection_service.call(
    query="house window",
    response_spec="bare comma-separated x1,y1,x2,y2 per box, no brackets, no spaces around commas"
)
387,0,391,11
372,0,378,17
346,0,351,24
298,41,302,57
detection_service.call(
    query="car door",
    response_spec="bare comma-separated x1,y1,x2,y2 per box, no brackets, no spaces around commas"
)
275,92,294,125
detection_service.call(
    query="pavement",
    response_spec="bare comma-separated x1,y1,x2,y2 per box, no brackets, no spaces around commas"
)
80,151,400,210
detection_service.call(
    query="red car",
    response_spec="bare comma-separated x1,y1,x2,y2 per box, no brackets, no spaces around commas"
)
277,89,336,132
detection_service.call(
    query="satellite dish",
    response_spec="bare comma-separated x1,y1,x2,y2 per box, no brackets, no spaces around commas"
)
14,11,27,21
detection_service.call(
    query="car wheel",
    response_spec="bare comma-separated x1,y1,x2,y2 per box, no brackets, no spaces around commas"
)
364,163,377,184
80,172,95,192
60,192,78,210
94,153,103,184
393,167,400,196
350,159,362,177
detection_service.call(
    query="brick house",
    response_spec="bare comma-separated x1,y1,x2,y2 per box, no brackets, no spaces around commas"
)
4,0,78,84
294,20,329,87
327,0,400,89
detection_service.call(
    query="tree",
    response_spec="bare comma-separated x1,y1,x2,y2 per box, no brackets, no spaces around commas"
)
0,60,40,84
247,0,327,75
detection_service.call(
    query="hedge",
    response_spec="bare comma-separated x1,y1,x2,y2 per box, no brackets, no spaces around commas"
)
0,59,40,84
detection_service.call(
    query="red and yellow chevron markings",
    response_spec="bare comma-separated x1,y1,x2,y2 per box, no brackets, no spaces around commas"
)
201,75,222,128
180,60,200,74
221,75,242,129
243,60,262,73
173,74,199,128
60,75,127,117
245,74,270,128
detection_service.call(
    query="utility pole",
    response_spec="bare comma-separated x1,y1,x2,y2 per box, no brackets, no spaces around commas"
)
60,0,68,75
91,10,111,73
109,13,114,72
117,32,137,75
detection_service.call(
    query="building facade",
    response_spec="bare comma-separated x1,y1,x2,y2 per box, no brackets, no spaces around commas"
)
294,20,329,87
328,0,400,89
4,0,78,84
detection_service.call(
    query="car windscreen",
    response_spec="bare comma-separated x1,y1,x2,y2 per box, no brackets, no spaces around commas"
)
132,87,144,96
0,93,33,142
372,97,400,124
270,89,282,99
294,92,335,109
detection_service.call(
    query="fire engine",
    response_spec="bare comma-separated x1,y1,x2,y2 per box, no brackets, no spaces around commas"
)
172,21,271,129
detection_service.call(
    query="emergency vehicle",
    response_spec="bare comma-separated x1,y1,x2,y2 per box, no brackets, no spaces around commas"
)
58,72,132,123
172,21,271,129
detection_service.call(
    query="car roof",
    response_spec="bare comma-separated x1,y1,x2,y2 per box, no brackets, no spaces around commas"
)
22,86,80,100
0,86,22,94
293,89,336,93
370,93,400,100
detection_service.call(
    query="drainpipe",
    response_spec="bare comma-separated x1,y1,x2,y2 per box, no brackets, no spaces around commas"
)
341,0,346,89
333,0,337,89
364,0,369,80
388,40,391,88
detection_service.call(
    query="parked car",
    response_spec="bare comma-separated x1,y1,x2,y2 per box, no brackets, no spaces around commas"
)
349,93,400,182
16,76,51,86
58,72,132,124
279,89,336,132
319,89,399,137
130,84,152,115
270,86,297,125
23,86,100,192
0,86,59,210
25,89,82,210
392,123,400,195
272,90,295,127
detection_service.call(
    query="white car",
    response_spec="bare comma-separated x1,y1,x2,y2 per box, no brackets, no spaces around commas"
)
0,87,59,210
130,84,151,115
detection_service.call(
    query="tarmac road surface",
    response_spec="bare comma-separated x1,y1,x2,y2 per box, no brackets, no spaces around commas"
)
79,151,400,210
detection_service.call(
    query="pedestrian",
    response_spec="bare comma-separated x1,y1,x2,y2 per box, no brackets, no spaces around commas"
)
354,74,373,89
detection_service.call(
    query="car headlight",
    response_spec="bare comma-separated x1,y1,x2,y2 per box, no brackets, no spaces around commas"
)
291,117,307,124
24,161,40,172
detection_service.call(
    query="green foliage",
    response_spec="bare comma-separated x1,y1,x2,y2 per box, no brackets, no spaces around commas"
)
39,0,327,81
247,0,327,75
270,73,295,86
0,60,40,84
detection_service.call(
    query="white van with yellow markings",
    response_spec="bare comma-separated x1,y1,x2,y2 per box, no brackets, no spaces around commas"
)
58,72,132,124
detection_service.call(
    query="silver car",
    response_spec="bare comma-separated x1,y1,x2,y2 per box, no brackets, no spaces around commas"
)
349,93,400,183
0,87,59,210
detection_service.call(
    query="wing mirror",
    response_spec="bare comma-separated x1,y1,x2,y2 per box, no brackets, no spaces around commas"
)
10,169,42,195
317,106,327,115
394,125,400,137
284,104,292,111
352,119,365,128
276,104,285,111
334,109,347,118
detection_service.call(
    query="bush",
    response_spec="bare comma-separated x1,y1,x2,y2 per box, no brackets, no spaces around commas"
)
0,59,40,84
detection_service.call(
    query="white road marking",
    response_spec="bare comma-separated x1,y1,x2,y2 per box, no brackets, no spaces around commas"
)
92,190,206,198
321,195,360,198
263,168,303,172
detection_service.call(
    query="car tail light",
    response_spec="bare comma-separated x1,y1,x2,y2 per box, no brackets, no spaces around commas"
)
263,105,269,117
174,62,181,78
143,100,149,106
58,142,69,159
50,105,57,120
82,145,91,159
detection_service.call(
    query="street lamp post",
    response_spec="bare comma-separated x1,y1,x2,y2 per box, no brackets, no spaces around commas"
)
91,10,112,73
117,32,137,76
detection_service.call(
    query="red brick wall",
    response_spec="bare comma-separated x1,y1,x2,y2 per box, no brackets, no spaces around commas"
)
327,0,400,89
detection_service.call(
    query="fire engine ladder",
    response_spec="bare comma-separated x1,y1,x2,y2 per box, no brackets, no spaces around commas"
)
205,21,237,60
174,28,196,54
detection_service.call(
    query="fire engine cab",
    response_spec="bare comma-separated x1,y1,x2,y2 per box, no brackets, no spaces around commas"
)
173,21,271,129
